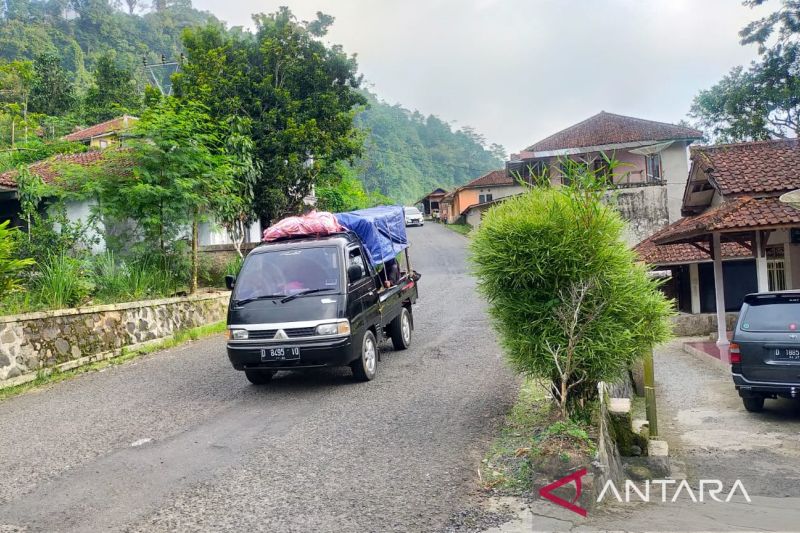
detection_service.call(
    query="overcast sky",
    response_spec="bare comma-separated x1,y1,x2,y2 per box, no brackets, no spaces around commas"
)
193,0,772,155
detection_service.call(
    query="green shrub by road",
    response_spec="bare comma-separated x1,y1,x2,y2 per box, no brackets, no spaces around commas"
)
471,160,672,418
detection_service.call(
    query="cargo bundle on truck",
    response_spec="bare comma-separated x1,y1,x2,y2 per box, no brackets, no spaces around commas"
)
225,206,420,385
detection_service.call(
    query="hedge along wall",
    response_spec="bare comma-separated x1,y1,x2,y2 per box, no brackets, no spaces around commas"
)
0,291,230,386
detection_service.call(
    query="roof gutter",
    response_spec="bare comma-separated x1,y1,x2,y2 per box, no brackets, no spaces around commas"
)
514,137,701,160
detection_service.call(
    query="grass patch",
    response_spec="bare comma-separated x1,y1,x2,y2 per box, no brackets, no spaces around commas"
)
0,321,226,402
480,378,597,495
444,222,472,236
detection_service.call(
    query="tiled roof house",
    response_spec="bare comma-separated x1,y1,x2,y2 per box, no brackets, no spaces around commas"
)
635,138,800,314
439,169,526,227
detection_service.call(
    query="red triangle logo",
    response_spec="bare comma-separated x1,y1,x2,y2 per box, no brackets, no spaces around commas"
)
538,468,588,517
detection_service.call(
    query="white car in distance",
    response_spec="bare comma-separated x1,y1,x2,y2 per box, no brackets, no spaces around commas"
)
404,206,424,227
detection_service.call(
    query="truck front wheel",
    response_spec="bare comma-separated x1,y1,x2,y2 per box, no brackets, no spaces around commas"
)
389,307,412,351
351,330,378,381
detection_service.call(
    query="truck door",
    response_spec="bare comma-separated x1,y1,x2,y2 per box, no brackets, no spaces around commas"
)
347,246,375,335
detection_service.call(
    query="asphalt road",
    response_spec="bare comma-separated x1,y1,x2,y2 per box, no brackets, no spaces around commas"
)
0,223,517,533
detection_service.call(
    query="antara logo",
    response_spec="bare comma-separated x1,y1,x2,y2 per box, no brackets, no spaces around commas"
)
539,469,752,517
538,468,588,517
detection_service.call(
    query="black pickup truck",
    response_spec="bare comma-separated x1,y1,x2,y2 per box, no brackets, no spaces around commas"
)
225,231,419,385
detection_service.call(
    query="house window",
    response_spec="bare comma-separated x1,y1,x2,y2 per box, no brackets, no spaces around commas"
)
98,139,109,149
646,154,662,182
767,246,786,291
479,193,493,203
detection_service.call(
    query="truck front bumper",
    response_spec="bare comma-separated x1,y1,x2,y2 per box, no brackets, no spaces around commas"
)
227,337,357,371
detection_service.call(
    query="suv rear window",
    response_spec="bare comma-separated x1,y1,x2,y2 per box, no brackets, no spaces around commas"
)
741,296,800,332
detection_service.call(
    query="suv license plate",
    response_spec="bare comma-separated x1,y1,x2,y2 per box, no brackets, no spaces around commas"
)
774,348,800,361
261,347,300,362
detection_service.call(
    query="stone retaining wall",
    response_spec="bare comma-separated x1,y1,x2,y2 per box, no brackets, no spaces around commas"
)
0,291,229,384
670,312,738,337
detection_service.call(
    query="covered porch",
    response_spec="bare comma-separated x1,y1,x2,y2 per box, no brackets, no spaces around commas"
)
652,195,800,361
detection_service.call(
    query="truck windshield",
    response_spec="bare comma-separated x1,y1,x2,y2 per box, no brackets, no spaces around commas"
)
234,247,341,302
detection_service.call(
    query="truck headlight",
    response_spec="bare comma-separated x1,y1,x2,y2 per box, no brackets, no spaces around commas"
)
230,329,249,340
316,321,350,336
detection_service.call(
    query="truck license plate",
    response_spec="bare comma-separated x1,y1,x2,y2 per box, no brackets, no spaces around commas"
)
261,346,300,362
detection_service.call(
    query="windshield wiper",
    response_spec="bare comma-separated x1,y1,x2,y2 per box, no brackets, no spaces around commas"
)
280,288,335,303
234,294,286,306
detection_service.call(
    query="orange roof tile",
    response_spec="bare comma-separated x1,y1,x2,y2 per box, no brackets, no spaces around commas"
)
690,138,800,196
653,196,800,245
0,151,109,188
463,169,513,188
634,223,751,265
62,115,138,142
524,111,702,153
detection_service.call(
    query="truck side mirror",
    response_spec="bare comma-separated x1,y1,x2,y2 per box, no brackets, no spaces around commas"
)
347,264,363,283
225,275,236,290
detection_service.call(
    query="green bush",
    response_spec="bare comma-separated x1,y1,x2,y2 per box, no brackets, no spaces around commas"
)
224,255,244,277
0,220,34,294
35,254,91,309
92,251,184,302
471,160,672,418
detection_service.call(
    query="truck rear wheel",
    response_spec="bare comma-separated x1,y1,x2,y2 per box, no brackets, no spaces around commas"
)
351,330,378,381
742,396,765,412
389,307,412,350
245,369,275,385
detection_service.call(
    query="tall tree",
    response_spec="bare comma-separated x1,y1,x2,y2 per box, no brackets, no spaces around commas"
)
740,0,800,50
29,53,74,116
0,59,34,144
691,0,800,141
83,52,141,123
97,97,234,292
175,8,366,224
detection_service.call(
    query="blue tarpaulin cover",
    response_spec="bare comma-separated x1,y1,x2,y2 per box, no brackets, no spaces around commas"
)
335,206,408,266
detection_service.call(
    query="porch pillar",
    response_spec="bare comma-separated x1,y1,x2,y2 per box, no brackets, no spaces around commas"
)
689,263,701,314
755,230,769,292
712,232,730,360
785,243,793,289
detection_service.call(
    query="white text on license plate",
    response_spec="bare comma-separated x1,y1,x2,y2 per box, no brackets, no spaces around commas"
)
262,347,300,361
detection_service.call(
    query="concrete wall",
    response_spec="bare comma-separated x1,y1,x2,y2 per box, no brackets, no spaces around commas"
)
0,291,229,385
465,206,484,228
662,142,692,223
606,185,670,245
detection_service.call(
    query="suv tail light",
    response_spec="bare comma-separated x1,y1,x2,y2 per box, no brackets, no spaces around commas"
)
730,342,741,364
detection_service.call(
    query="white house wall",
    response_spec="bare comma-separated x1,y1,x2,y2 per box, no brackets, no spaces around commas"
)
198,219,262,247
662,142,692,223
63,199,105,253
